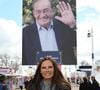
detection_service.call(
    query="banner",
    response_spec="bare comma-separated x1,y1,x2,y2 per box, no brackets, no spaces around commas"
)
36,51,62,64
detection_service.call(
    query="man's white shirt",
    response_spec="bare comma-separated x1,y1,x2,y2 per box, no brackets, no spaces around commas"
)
36,21,58,51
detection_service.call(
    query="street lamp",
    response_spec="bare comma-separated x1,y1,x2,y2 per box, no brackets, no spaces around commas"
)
87,28,94,72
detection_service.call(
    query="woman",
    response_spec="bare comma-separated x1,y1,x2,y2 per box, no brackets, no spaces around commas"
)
27,56,71,90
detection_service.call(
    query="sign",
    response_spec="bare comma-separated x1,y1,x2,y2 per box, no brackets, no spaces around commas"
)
0,68,11,74
36,51,62,64
79,66,92,71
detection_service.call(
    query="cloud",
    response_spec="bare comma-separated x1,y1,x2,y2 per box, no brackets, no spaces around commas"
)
77,0,100,64
77,0,100,12
0,18,22,57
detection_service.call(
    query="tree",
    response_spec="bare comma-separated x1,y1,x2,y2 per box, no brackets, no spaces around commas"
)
12,56,21,72
0,54,10,68
23,0,33,25
0,54,21,73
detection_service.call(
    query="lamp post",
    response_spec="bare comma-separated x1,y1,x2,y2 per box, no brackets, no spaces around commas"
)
87,28,94,73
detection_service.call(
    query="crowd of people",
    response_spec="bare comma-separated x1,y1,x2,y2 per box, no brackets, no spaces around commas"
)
79,76,100,90
0,56,100,90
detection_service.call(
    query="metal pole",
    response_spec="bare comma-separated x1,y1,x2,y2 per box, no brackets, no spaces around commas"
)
91,28,94,75
87,28,94,74
91,28,94,66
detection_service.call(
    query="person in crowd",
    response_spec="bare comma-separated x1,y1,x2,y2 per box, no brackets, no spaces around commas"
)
0,74,8,90
26,56,71,90
91,76,100,90
22,0,76,65
24,77,29,89
79,77,92,90
18,78,24,90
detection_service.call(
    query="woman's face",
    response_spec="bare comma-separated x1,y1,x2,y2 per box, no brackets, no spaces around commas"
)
40,60,54,80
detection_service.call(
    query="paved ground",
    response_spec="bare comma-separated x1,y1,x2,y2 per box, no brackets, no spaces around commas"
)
71,84,79,90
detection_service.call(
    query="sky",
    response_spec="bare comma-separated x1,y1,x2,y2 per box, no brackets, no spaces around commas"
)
0,0,22,26
0,0,22,63
0,0,100,77
77,0,100,65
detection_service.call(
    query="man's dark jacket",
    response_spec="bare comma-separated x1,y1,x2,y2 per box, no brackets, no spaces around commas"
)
22,19,77,65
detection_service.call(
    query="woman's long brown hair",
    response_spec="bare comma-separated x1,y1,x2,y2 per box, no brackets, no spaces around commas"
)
31,56,71,90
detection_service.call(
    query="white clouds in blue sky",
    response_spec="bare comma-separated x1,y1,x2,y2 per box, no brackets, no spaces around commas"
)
0,0,22,26
77,0,100,64
0,18,22,57
0,0,22,58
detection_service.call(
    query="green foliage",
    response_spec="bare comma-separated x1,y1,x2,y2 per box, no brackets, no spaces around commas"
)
23,0,33,25
23,0,76,25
